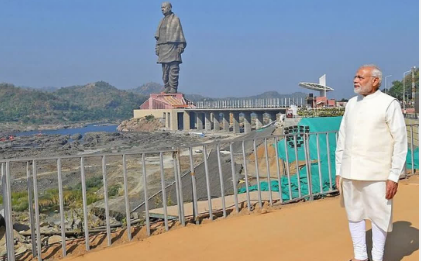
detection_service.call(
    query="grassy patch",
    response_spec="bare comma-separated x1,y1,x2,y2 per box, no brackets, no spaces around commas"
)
2,176,113,213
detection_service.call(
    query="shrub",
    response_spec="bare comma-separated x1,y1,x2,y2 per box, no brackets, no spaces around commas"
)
108,184,121,197
145,114,155,121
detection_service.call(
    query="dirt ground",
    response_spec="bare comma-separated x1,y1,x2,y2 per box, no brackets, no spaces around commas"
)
32,175,419,261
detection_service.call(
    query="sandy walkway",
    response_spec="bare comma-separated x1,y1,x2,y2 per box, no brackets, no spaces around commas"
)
66,176,419,261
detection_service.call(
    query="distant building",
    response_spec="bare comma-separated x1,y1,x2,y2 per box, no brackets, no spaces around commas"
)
314,97,336,108
298,74,337,108
336,101,347,108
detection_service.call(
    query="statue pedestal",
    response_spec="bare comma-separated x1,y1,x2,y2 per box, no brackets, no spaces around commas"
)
139,93,194,109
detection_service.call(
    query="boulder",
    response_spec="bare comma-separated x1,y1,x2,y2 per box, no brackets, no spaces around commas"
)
48,235,63,245
0,227,30,257
13,223,30,232
71,133,82,140
91,207,124,222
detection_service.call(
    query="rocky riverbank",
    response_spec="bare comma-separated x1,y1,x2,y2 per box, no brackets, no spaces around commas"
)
0,121,119,137
0,130,213,160
0,127,236,257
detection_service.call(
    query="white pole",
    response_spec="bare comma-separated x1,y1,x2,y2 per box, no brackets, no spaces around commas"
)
384,75,392,94
403,70,411,109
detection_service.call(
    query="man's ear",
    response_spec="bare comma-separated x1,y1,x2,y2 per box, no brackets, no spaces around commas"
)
373,77,381,88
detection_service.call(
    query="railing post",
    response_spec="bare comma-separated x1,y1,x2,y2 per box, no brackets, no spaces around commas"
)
273,137,283,203
293,135,301,198
264,138,273,206
57,158,67,257
3,162,16,261
410,125,415,176
326,132,333,191
32,160,42,261
202,145,213,220
173,151,182,223
175,150,185,225
316,133,323,194
102,156,111,246
26,161,36,257
141,153,151,236
159,152,169,230
241,141,252,211
216,143,227,217
229,143,239,213
80,157,90,251
253,139,263,209
122,154,132,241
188,147,199,224
303,134,313,200
284,137,293,200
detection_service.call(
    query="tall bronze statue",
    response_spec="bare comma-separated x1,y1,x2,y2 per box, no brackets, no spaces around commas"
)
155,2,187,94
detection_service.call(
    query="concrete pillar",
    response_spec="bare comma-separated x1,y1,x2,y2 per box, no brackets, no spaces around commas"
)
196,112,203,130
184,112,191,130
232,112,240,134
269,112,277,123
205,112,212,131
213,112,220,131
164,112,168,129
222,112,230,132
243,112,252,134
171,111,178,131
256,112,264,129
167,112,171,130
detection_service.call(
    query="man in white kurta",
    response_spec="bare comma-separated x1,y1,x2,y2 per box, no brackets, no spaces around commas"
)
335,65,407,261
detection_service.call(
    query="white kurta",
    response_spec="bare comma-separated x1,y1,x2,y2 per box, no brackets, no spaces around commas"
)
336,91,407,232
342,178,393,232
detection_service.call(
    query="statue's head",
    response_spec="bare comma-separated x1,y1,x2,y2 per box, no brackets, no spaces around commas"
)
161,2,172,16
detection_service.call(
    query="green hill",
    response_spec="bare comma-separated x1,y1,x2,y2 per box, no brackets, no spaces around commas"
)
0,82,147,124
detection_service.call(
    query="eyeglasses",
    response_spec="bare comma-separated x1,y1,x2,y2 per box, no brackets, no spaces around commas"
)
354,75,379,80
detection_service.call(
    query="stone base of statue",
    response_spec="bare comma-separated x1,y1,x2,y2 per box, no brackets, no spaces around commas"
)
139,92,194,109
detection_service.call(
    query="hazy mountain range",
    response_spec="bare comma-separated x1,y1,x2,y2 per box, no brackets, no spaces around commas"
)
0,81,308,125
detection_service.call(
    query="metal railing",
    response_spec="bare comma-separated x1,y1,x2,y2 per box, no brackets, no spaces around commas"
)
407,124,419,176
0,125,418,261
195,98,305,109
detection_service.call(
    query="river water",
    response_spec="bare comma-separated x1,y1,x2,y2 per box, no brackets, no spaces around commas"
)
15,124,118,137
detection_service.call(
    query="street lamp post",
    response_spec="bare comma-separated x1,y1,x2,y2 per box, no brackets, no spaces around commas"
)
411,66,417,107
384,75,392,94
403,70,411,109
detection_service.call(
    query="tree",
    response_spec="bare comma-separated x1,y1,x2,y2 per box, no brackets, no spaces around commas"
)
385,68,419,102
388,80,403,100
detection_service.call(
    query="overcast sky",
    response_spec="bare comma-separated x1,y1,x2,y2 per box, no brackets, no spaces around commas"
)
1,0,419,99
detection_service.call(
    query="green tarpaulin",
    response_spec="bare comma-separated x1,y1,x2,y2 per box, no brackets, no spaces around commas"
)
238,117,418,201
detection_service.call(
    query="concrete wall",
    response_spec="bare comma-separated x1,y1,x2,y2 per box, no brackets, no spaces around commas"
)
134,109,167,119
134,109,190,131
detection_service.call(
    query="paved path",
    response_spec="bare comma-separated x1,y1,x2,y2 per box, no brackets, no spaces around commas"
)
67,176,419,261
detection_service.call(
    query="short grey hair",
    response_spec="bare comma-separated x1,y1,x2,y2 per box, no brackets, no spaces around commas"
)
162,2,172,8
359,64,383,87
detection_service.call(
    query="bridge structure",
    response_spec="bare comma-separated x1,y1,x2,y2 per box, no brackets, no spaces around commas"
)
135,94,306,134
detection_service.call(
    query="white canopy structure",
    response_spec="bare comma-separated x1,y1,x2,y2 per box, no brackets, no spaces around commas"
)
298,74,334,97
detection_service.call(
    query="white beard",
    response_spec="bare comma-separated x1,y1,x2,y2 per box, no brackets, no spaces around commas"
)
354,85,371,95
